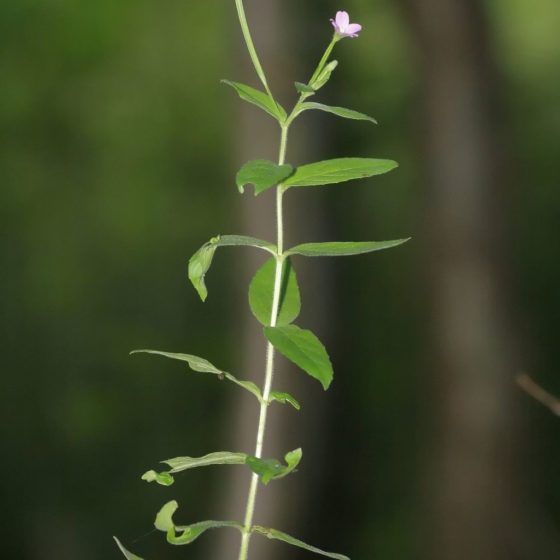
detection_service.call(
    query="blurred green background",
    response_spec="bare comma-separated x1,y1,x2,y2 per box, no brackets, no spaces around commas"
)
1,0,559,559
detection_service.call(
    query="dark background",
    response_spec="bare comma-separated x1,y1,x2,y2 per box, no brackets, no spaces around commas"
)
1,0,560,559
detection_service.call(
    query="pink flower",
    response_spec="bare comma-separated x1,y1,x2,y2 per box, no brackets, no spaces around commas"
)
330,11,362,38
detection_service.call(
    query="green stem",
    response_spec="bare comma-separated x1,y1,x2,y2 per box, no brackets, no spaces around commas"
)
234,0,274,100
309,34,339,85
238,126,289,560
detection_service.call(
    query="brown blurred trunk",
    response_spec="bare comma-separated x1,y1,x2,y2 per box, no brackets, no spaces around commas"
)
207,1,333,558
401,1,527,558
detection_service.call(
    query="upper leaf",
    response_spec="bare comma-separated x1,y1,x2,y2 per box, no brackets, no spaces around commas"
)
286,239,411,257
113,537,144,560
252,526,350,560
298,102,377,124
249,258,301,326
283,158,398,189
188,235,276,302
236,160,294,195
264,325,333,390
154,501,242,546
222,80,287,123
131,349,262,401
246,448,302,485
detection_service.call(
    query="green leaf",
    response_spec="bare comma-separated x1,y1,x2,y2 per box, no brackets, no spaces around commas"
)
283,158,398,189
221,80,287,122
163,452,248,473
155,500,178,532
154,501,242,546
142,470,175,486
286,239,411,257
264,325,333,390
142,452,247,487
310,60,338,91
188,235,276,302
130,350,262,401
236,160,294,195
270,391,301,410
249,258,301,326
252,526,350,560
295,82,315,94
113,537,144,560
298,102,377,124
246,448,302,485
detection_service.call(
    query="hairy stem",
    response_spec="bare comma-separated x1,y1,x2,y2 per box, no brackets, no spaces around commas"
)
238,125,289,560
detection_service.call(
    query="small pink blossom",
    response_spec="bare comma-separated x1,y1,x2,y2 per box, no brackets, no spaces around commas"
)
330,11,362,38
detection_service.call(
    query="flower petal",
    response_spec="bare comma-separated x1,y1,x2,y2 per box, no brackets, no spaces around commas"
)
345,23,362,36
335,11,350,31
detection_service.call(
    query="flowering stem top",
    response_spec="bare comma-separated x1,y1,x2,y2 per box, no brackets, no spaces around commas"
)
331,10,362,39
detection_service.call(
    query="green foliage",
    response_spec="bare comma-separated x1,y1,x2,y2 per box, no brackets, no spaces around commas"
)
252,526,350,560
142,452,248,487
221,80,287,123
246,448,302,485
295,82,316,94
283,158,398,188
113,537,144,560
298,102,377,124
236,160,294,195
270,391,301,410
154,501,242,545
188,234,276,301
264,325,333,390
310,60,339,91
131,349,262,401
249,258,301,326
286,239,411,257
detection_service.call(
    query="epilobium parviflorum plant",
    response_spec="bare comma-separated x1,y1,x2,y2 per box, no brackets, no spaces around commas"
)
114,4,409,560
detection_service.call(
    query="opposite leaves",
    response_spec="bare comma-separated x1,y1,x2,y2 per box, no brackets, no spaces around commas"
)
283,158,398,189
264,325,333,390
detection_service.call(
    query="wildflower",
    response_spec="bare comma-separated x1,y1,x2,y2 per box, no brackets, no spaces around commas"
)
330,11,362,38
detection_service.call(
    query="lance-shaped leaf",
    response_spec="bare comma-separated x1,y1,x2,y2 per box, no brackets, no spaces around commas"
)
297,102,377,124
130,350,262,401
188,234,276,302
249,258,301,326
286,239,411,258
283,158,398,189
269,391,301,410
221,80,287,122
154,501,242,545
246,448,302,485
252,526,350,560
236,160,294,195
142,452,248,487
264,325,333,390
113,537,144,560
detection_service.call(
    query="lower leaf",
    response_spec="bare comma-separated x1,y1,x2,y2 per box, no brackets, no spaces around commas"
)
252,526,350,560
154,501,243,546
113,537,144,560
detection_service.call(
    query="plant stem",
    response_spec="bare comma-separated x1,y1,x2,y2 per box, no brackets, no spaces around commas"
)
237,125,289,560
234,0,274,100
